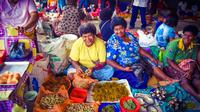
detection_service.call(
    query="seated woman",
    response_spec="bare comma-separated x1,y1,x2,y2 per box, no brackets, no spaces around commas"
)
99,8,114,41
163,25,200,100
106,16,174,89
154,16,178,48
69,23,114,81
151,16,178,61
53,0,81,36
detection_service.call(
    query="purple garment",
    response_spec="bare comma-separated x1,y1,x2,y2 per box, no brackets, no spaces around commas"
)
0,100,13,112
0,0,37,29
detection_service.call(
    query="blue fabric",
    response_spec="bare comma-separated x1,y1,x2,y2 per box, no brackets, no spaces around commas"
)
113,70,148,89
106,32,140,67
130,5,147,29
92,65,114,81
155,23,175,48
118,1,130,12
64,65,114,81
155,21,163,32
58,0,66,10
78,0,89,10
99,20,113,41
132,83,200,112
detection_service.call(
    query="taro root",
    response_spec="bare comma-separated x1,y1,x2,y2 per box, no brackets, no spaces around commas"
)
92,82,129,102
65,103,95,112
39,94,65,109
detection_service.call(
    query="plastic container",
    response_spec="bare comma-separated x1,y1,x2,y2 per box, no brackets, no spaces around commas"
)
120,97,140,112
70,88,87,103
98,103,120,112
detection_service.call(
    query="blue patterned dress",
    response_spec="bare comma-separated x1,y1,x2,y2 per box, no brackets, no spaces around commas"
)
106,32,148,88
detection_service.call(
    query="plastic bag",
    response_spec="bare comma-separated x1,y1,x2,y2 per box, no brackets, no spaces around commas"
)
41,34,77,74
178,59,194,71
9,40,31,59
31,55,49,86
34,75,71,112
138,30,157,48
72,73,97,89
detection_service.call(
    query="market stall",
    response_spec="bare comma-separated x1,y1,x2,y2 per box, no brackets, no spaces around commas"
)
0,25,36,111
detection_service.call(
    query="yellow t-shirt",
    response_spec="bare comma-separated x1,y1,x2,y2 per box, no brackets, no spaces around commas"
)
69,37,106,68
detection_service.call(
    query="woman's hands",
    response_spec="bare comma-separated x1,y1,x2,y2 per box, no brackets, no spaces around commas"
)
123,67,133,72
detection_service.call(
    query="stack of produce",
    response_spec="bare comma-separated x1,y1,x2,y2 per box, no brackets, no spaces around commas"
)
135,93,161,112
39,94,65,109
92,82,129,102
151,87,166,100
65,103,97,112
101,105,115,112
34,75,71,112
0,71,20,84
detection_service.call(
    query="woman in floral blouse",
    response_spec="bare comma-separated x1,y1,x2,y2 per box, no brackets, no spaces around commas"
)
106,16,175,89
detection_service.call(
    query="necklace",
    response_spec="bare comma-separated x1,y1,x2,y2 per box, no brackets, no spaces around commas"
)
85,41,99,64
122,34,131,43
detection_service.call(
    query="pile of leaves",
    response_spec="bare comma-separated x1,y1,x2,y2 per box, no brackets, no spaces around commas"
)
92,82,129,101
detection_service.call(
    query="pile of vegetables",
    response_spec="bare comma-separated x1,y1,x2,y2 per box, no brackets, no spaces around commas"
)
92,82,129,101
39,94,65,109
65,103,95,112
123,99,136,110
101,105,115,112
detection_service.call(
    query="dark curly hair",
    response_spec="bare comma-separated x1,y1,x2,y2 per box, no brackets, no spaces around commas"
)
183,25,199,36
165,16,179,27
78,23,97,36
110,16,127,30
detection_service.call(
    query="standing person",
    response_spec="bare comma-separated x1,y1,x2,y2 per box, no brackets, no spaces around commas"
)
100,0,116,12
53,0,80,36
129,0,149,29
0,0,38,40
99,8,114,41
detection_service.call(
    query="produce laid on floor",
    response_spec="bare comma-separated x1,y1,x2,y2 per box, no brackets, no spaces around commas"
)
91,81,131,102
39,94,65,109
65,103,97,112
0,71,20,84
33,75,71,112
101,105,115,112
134,93,161,112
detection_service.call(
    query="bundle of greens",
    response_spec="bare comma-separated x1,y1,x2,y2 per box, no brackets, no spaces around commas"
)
123,99,136,110
101,105,115,112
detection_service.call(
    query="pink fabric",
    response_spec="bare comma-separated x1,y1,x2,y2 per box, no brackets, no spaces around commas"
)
0,0,37,28
178,59,195,71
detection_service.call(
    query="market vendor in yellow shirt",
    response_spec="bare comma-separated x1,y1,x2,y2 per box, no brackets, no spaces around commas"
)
69,23,114,81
